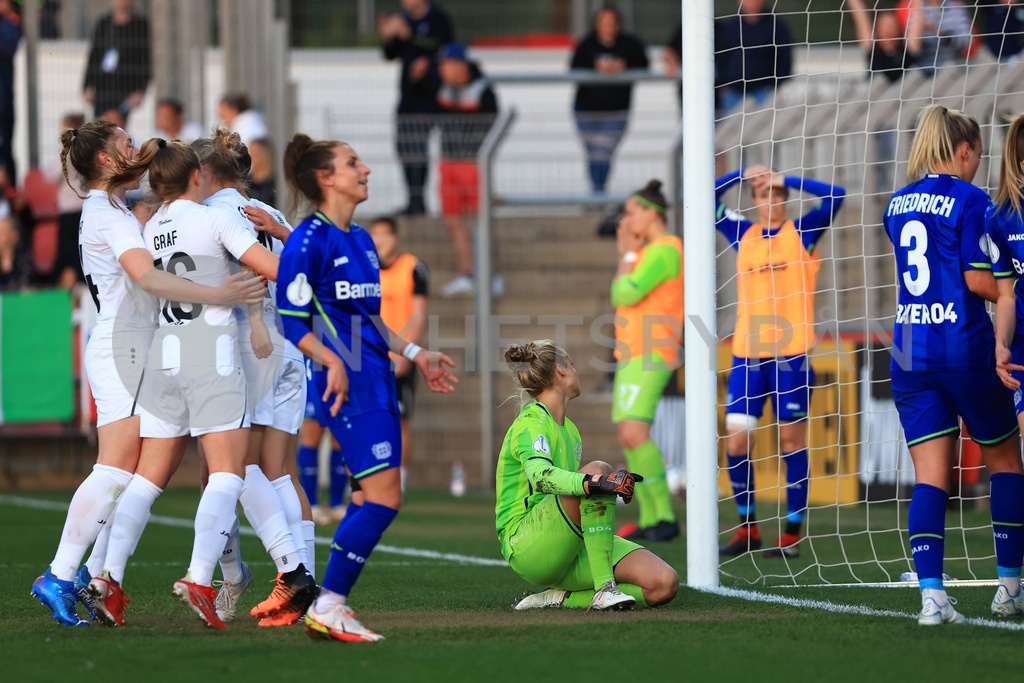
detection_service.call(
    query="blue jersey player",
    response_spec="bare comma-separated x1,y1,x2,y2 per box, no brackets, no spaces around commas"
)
985,112,1024,619
277,134,457,642
884,104,1021,626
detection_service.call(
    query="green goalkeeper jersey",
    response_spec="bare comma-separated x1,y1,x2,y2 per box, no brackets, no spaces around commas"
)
495,400,587,559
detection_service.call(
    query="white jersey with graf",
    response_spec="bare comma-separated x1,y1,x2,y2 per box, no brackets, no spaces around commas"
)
142,198,257,369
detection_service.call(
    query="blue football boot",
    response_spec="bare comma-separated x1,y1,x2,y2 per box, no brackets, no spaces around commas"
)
31,567,89,627
74,566,99,621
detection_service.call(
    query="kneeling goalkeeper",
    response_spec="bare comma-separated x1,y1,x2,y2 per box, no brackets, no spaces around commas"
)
496,340,679,610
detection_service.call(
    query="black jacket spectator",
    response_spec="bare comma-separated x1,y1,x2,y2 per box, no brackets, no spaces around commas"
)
984,1,1024,62
571,28,649,112
83,7,151,120
382,2,454,114
714,11,792,96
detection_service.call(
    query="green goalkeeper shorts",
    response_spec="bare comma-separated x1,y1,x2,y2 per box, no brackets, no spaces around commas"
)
612,354,674,424
507,493,642,590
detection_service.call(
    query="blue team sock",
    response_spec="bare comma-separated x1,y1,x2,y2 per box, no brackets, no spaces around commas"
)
321,501,398,597
297,445,319,507
990,472,1024,579
727,453,756,524
336,501,361,534
908,483,948,591
783,449,809,526
329,448,347,508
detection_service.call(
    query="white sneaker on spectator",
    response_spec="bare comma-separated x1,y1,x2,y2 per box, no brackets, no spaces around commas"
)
442,274,475,297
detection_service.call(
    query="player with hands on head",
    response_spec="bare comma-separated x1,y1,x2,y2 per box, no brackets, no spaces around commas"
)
886,104,1022,625
277,133,456,643
497,340,678,612
715,161,844,559
30,119,263,628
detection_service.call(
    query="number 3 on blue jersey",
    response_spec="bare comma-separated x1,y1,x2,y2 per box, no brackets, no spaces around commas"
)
900,220,930,296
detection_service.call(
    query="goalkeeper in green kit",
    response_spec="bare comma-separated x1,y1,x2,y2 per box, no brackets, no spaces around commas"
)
497,340,679,610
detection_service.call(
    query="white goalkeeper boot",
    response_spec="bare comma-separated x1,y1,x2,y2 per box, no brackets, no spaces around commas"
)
513,587,568,610
918,589,965,626
588,580,635,612
991,582,1024,618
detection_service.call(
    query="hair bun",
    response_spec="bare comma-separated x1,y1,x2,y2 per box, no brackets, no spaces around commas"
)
645,179,663,194
504,345,527,364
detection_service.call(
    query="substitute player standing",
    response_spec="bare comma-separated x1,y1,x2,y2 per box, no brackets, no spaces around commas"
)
886,104,1021,625
277,134,457,642
369,215,428,492
715,163,845,558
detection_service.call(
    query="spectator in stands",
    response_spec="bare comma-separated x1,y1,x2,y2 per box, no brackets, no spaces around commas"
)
154,97,204,143
46,112,86,288
0,199,30,291
433,43,498,297
715,0,793,115
217,92,268,146
247,138,277,207
0,0,19,184
82,0,151,127
570,6,649,195
379,0,454,216
848,0,922,83
983,0,1024,62
369,215,429,492
904,0,974,68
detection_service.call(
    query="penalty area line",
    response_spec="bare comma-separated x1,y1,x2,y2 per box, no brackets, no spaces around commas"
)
700,585,1024,631
0,493,507,568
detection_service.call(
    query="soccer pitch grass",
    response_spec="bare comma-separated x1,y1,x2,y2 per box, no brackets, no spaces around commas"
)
2,489,1021,682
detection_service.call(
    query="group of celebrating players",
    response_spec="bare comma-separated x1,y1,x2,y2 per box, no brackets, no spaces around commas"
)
29,119,456,642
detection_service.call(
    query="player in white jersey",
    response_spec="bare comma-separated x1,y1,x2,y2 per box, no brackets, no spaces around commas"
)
191,129,317,625
31,119,264,628
84,139,279,630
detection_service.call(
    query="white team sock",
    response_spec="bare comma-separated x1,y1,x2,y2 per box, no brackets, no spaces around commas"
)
104,475,163,584
188,472,244,586
50,464,133,581
314,587,346,611
218,515,244,585
239,464,300,573
84,510,114,579
302,520,317,580
270,474,308,570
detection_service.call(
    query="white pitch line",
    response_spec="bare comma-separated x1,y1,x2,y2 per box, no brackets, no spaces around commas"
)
0,493,507,568
702,585,1024,631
